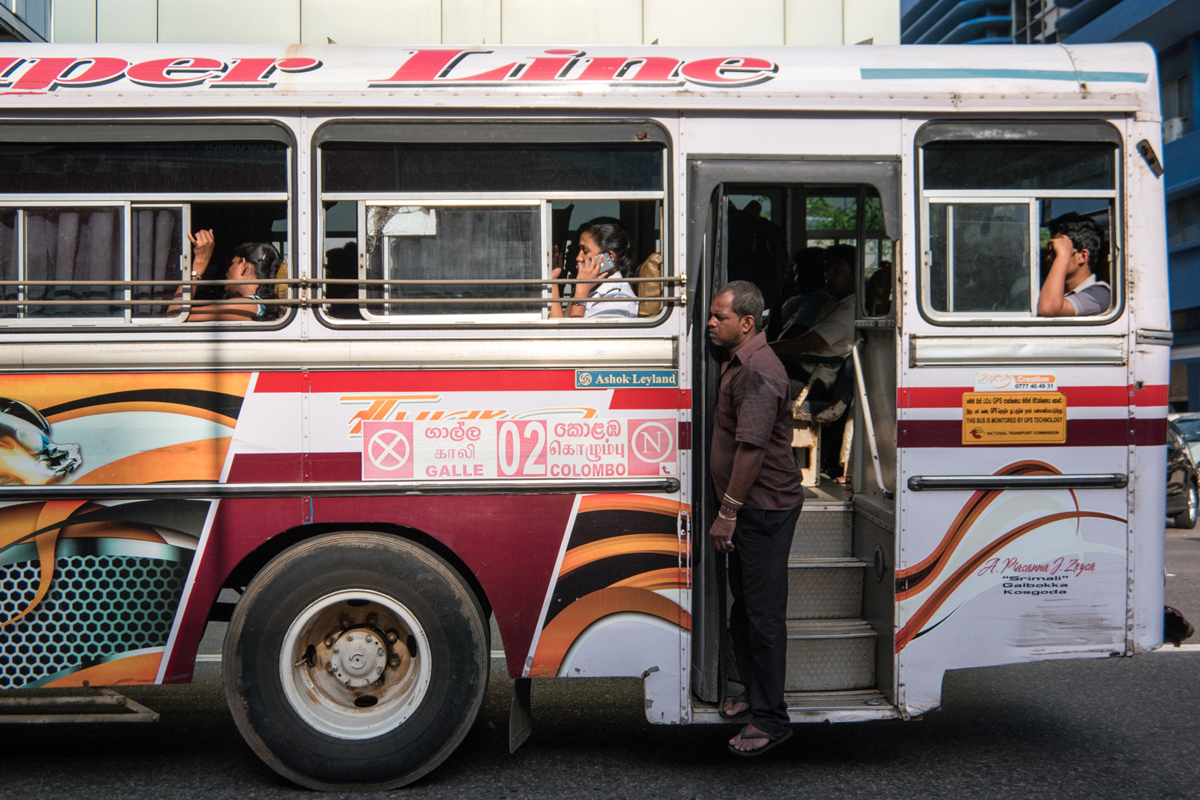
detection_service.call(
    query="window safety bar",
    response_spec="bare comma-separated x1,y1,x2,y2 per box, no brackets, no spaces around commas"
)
0,276,685,308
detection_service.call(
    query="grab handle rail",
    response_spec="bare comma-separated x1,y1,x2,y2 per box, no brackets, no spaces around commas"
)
907,474,1128,492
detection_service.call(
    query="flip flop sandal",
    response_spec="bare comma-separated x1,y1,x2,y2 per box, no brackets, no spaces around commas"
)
718,694,750,720
727,726,793,757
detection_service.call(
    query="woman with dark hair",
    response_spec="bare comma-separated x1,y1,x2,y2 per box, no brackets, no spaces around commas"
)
548,220,638,319
168,230,284,322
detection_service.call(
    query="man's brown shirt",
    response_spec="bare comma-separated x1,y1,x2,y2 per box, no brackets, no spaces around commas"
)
710,330,804,510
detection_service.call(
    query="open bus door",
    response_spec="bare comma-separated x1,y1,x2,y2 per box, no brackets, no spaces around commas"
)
686,157,902,717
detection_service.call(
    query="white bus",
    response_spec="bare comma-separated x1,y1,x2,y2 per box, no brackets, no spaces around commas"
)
0,42,1170,789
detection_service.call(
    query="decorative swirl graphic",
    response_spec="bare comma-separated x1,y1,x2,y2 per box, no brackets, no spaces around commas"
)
894,460,1126,653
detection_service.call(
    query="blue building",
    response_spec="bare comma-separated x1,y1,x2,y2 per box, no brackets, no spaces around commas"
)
902,0,1200,408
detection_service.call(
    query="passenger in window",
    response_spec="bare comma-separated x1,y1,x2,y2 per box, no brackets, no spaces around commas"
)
769,245,857,389
168,230,283,322
775,247,830,337
865,260,892,316
548,221,637,319
1036,213,1110,317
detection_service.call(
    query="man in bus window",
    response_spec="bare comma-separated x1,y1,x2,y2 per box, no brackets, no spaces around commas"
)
707,281,804,757
1036,213,1110,317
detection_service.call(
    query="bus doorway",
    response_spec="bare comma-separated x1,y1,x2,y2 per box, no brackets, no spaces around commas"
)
687,160,901,719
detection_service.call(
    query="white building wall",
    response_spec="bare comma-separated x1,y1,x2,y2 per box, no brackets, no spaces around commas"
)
52,0,899,45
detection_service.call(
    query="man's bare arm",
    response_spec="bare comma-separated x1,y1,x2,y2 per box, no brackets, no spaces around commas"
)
709,442,766,553
1037,237,1078,317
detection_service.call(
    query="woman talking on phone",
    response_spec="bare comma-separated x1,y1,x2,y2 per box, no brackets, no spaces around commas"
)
548,220,638,318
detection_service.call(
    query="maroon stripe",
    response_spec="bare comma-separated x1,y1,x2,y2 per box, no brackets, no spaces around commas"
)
1132,417,1166,447
678,421,692,451
899,418,1132,448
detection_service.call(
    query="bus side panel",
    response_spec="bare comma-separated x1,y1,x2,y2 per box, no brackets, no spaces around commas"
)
299,369,686,685
1126,116,1171,653
0,372,254,690
896,365,1132,716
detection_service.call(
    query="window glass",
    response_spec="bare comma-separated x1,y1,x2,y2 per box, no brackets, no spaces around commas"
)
322,143,663,194
364,205,541,317
131,207,184,317
923,142,1115,191
929,203,1031,314
0,209,15,318
24,207,124,318
0,142,287,194
921,137,1119,321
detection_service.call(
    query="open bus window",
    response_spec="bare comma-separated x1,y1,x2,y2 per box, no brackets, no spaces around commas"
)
0,133,289,326
316,135,667,324
920,138,1119,322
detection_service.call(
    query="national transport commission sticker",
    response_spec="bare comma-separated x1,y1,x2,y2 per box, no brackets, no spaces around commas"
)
962,392,1067,445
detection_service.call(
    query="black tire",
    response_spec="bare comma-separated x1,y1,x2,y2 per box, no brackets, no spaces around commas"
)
1175,480,1199,530
222,532,489,790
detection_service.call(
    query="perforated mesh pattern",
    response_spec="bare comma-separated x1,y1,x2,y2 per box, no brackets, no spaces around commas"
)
791,510,853,558
0,555,189,689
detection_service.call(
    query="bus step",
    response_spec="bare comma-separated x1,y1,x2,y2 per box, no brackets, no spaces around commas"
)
784,688,893,715
785,619,876,693
792,507,853,559
787,559,865,619
0,688,160,724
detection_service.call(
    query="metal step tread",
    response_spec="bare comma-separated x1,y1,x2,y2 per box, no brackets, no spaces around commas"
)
788,557,865,569
787,619,877,639
801,481,852,507
784,689,890,710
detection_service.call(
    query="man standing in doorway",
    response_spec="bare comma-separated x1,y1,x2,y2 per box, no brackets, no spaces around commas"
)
707,280,805,756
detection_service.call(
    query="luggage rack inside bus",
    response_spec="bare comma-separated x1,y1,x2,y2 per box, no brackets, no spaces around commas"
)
0,688,159,724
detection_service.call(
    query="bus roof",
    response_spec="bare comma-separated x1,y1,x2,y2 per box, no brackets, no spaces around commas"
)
0,43,1159,116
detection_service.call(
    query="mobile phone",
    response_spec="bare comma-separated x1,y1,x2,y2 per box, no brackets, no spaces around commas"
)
599,253,616,275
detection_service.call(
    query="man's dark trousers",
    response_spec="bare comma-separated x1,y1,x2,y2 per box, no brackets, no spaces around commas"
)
728,504,802,737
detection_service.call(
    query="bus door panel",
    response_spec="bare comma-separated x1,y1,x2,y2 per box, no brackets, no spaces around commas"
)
896,354,1131,714
684,158,902,708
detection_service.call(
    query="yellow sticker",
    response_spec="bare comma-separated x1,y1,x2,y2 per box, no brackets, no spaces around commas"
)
962,392,1067,445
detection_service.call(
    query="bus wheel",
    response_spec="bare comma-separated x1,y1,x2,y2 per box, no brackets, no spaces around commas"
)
222,532,489,790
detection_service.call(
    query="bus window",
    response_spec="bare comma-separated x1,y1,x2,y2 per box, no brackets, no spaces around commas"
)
0,131,290,326
919,138,1119,322
315,134,667,324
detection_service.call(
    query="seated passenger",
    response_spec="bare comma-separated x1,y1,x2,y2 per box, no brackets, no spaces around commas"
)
777,247,831,336
770,245,857,392
1036,213,1110,317
168,230,283,322
548,220,637,319
865,260,892,316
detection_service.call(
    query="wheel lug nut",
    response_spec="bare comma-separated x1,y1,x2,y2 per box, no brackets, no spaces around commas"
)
389,657,400,668
386,631,398,643
346,634,354,642
324,637,334,647
333,647,339,654
367,613,378,625
340,616,353,628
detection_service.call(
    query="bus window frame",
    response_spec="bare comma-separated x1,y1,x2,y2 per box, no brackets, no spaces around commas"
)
0,120,297,332
914,119,1126,327
311,118,674,331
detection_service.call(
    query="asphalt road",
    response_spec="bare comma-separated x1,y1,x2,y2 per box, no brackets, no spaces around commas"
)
3,539,1198,799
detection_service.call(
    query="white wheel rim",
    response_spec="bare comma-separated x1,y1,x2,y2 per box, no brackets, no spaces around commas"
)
279,589,433,740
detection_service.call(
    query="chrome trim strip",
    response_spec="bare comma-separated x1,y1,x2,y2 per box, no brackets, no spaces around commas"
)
910,335,1125,367
907,473,1128,492
0,338,676,371
1136,328,1173,346
0,478,680,502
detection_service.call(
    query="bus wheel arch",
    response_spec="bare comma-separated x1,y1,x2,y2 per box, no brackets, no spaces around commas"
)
222,530,490,790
